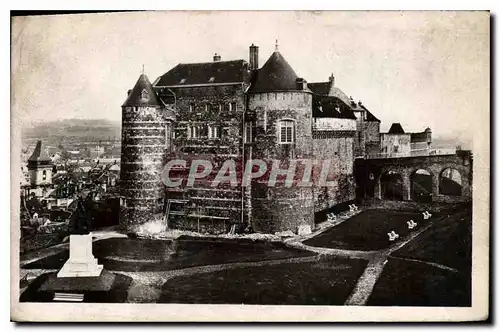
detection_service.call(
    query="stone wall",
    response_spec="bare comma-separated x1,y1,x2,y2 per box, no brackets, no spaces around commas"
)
353,110,380,157
380,133,411,157
251,183,314,233
312,134,356,212
158,84,248,231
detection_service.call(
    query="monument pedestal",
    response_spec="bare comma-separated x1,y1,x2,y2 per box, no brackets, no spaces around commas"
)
57,234,103,278
20,235,133,302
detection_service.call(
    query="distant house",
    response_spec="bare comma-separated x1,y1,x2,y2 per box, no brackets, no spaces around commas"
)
379,123,433,158
380,123,411,158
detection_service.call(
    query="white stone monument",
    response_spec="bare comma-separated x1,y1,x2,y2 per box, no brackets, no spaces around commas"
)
57,234,103,278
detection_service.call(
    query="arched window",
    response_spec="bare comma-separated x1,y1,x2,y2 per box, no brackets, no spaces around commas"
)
42,170,47,181
279,120,294,144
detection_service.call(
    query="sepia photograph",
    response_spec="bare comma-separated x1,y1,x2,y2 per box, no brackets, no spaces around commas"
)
10,10,490,322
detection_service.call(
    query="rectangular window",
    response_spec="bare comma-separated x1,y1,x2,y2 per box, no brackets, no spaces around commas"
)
165,122,172,150
208,125,221,139
188,125,201,139
244,122,253,143
229,102,237,112
394,145,399,153
279,120,294,144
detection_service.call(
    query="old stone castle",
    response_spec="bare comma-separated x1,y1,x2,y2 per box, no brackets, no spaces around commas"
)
119,42,457,235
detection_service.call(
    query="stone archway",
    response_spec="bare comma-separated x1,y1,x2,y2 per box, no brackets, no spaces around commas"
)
410,169,433,202
380,171,404,201
439,167,463,196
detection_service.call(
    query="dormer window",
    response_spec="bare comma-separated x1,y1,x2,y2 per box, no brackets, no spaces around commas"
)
208,77,215,83
140,89,149,101
180,78,186,84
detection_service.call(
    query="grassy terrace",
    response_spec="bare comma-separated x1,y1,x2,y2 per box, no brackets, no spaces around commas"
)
304,209,435,251
23,236,316,272
20,205,472,305
367,208,472,306
159,257,368,305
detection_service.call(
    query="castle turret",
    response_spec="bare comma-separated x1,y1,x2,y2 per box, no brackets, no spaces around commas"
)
247,47,315,233
120,73,167,233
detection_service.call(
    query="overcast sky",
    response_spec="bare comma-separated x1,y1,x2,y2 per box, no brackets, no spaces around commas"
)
12,11,489,139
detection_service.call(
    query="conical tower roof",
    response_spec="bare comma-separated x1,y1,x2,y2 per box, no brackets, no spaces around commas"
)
28,140,52,163
249,51,300,93
388,123,405,134
122,74,162,107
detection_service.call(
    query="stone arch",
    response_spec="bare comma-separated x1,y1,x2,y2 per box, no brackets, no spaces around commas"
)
380,170,404,200
410,168,433,202
439,167,463,196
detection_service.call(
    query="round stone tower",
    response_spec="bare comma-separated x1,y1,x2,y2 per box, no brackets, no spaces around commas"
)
247,47,315,233
120,73,167,234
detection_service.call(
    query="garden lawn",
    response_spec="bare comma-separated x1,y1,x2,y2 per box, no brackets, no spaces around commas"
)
391,207,472,272
366,257,470,306
22,236,316,272
159,257,368,305
304,209,434,251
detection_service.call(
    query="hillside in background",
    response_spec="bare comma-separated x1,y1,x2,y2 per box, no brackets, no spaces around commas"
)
20,118,472,152
432,136,473,151
22,119,122,146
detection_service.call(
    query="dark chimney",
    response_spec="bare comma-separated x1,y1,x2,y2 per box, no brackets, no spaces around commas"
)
249,43,259,70
295,78,307,90
213,53,221,61
329,73,335,87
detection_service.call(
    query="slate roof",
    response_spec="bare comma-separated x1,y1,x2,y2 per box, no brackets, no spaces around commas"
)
388,123,406,134
309,81,381,122
122,74,162,107
249,51,302,93
155,60,250,87
360,106,381,122
308,82,332,95
28,141,52,163
312,95,357,119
